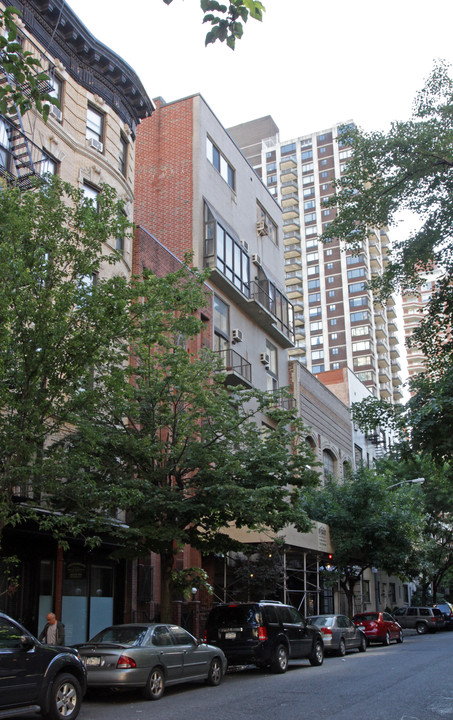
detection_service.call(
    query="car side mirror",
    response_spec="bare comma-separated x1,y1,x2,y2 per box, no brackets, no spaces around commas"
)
20,635,35,650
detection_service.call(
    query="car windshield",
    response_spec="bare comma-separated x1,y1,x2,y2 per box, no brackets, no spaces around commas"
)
310,616,334,627
353,614,378,622
88,626,149,645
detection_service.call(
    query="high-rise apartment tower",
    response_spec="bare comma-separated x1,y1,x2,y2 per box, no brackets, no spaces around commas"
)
229,117,403,402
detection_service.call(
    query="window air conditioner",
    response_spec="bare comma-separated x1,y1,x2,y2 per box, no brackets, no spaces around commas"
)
50,105,62,121
241,240,249,252
260,352,270,367
251,253,261,266
88,137,103,152
232,329,243,343
257,220,269,236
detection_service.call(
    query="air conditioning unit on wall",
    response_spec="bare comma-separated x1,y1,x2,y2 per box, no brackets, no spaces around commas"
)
232,329,243,343
260,352,270,367
50,105,62,121
251,253,261,266
257,220,269,236
88,137,103,152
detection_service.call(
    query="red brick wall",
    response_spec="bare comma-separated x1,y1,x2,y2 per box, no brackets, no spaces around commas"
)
134,98,194,261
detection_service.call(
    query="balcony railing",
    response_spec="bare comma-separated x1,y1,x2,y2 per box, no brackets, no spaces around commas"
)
0,114,47,189
214,348,252,387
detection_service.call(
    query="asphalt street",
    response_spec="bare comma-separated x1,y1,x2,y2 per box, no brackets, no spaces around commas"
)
21,629,453,720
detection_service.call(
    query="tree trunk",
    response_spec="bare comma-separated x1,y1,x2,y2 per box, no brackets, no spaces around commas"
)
340,578,357,618
159,550,175,623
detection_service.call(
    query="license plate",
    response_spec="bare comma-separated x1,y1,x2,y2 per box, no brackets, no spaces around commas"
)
225,632,236,640
85,656,101,666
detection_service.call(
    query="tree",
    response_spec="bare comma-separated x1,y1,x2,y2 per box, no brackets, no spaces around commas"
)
162,0,265,49
300,467,424,617
0,6,56,118
0,175,129,551
50,262,320,621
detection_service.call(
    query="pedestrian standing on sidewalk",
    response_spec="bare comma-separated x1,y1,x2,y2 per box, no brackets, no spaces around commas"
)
39,612,65,645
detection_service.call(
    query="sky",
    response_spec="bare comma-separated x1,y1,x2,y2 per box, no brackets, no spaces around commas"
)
67,0,453,141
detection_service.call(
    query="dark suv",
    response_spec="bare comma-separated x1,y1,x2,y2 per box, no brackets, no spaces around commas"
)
0,612,87,719
204,601,324,673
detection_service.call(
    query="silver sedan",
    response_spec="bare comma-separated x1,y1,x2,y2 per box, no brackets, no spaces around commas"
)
307,615,367,656
74,623,227,700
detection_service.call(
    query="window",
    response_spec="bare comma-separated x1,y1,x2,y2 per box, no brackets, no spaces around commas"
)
330,318,337,326
257,203,278,246
308,279,320,290
86,105,104,149
305,226,318,236
347,267,366,280
331,348,339,355
119,134,128,176
326,262,333,270
346,254,363,265
339,149,352,160
303,174,314,186
312,350,324,360
325,249,333,256
48,74,63,120
306,238,318,248
303,187,314,197
301,150,313,161
331,332,338,340
41,151,58,176
307,265,319,276
323,450,335,479
349,282,366,293
328,290,335,298
307,252,319,263
266,162,276,173
0,118,10,170
352,325,369,337
321,183,329,191
353,341,372,352
304,200,316,211
310,321,322,332
204,203,249,297
83,182,99,207
281,142,296,154
351,311,369,322
320,171,328,178
302,162,314,173
329,304,336,311
312,364,324,373
349,296,368,308
266,340,278,392
311,335,323,346
327,277,335,285
332,362,340,369
214,295,229,352
267,174,277,185
354,356,372,367
309,292,321,304
304,212,317,223
323,209,331,217
206,137,235,190
309,307,321,318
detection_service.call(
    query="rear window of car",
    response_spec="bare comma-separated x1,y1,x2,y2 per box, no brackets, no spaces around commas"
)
90,626,149,645
353,614,378,622
310,616,334,627
432,609,443,617
209,605,261,627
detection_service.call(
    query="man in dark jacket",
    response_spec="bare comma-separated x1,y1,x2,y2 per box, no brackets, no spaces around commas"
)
39,612,65,645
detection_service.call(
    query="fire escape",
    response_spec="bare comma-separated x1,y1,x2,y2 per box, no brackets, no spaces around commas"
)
0,28,55,190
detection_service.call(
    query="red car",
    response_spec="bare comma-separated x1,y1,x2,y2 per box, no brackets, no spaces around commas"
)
352,611,403,646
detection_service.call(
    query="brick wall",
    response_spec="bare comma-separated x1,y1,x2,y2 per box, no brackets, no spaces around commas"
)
134,98,194,261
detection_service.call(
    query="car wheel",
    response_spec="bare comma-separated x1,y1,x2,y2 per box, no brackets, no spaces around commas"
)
206,657,223,686
383,631,390,646
416,623,427,635
358,634,367,652
143,667,165,701
396,630,403,644
337,638,346,657
46,673,82,720
309,639,324,667
271,644,288,674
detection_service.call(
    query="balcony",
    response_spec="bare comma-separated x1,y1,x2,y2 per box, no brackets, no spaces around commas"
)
283,217,301,232
378,353,390,368
235,280,296,349
281,179,298,194
283,230,302,243
393,387,404,401
281,192,299,208
280,156,297,172
267,389,297,413
282,206,300,221
284,244,302,258
286,285,304,301
285,258,302,271
280,168,297,184
214,348,252,388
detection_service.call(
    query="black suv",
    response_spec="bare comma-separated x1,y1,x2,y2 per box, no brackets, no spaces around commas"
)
0,612,87,719
204,601,324,673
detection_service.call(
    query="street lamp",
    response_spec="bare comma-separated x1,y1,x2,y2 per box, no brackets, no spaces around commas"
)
386,477,425,490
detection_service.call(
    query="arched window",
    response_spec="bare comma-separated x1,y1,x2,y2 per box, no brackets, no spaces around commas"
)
323,449,336,480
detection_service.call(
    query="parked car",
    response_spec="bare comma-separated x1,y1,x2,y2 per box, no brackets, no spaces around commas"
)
392,606,445,634
74,623,227,701
307,614,367,656
203,601,324,673
432,602,453,629
0,611,86,720
352,611,403,645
